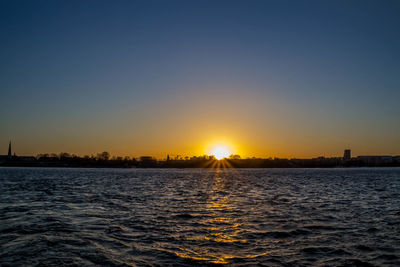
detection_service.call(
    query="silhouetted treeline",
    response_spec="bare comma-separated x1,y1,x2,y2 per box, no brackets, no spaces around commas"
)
164,157,400,168
1,152,400,168
0,152,136,168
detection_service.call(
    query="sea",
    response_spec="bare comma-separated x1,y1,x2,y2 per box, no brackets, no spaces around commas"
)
0,167,399,266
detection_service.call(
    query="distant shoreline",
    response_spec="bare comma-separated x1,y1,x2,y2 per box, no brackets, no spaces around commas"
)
0,164,400,169
1,166,400,169
1,152,400,169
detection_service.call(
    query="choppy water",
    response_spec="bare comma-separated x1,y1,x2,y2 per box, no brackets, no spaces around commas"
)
0,167,399,266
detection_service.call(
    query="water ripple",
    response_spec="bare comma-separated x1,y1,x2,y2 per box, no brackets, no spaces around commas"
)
0,167,399,266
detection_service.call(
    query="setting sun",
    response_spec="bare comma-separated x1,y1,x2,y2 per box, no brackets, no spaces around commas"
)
210,145,231,160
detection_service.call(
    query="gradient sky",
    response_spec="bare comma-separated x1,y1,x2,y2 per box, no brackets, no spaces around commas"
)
1,0,399,158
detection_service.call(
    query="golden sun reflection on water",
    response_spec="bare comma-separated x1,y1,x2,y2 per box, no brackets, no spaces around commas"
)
173,171,270,264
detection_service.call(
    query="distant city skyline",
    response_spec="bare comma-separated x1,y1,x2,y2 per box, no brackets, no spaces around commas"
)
1,1,399,158
1,141,399,169
2,141,398,161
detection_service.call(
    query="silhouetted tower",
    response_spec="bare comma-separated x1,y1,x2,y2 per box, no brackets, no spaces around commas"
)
8,141,11,158
343,149,351,161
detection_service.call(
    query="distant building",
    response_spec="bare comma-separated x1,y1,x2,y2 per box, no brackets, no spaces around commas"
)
8,141,12,158
18,156,36,162
357,156,393,165
343,149,351,160
140,156,154,162
0,141,36,165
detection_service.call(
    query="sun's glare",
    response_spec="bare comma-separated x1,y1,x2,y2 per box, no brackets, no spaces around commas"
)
210,145,231,160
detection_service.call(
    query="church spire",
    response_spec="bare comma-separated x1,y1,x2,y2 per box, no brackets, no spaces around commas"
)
8,141,11,158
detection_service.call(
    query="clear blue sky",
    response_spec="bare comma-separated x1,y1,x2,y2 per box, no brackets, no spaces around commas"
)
1,0,399,157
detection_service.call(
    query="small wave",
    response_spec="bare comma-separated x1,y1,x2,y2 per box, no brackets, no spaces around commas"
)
173,213,196,219
355,244,374,252
337,258,375,267
246,229,311,239
301,246,351,256
374,254,399,261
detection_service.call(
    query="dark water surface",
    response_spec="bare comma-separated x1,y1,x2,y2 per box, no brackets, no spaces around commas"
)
0,167,399,266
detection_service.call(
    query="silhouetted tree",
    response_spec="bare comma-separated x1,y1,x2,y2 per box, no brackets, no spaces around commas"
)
229,154,241,160
97,151,110,161
59,152,71,158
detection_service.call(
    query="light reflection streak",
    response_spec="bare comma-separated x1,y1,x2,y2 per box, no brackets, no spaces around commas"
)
172,162,270,264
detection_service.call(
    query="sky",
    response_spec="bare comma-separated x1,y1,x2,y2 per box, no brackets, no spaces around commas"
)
1,0,399,158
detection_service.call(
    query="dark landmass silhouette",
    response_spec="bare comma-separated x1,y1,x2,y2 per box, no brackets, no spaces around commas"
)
0,151,399,168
